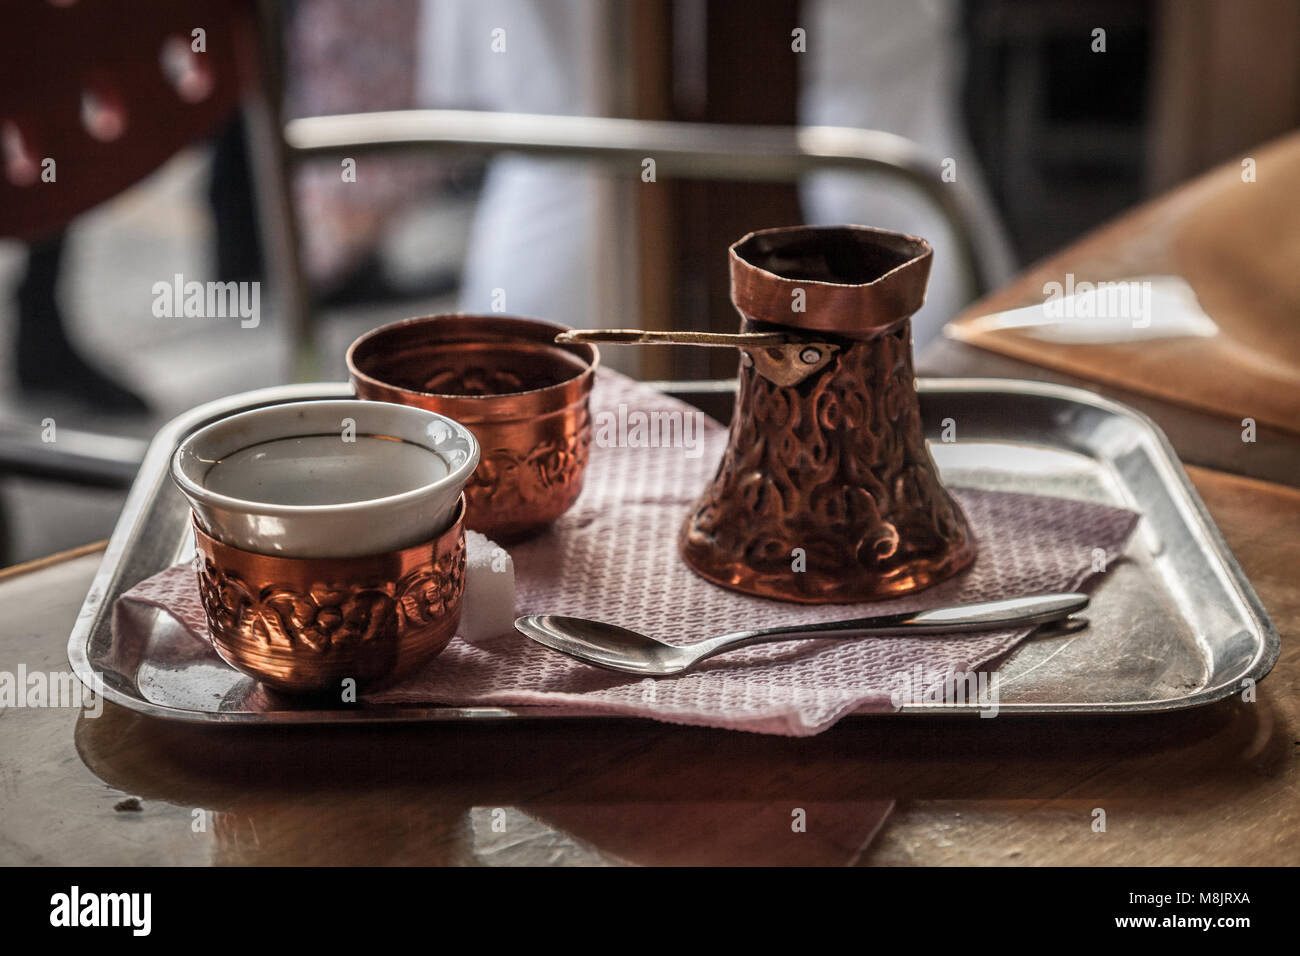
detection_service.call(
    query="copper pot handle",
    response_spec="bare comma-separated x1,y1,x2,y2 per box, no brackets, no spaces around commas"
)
555,329,838,387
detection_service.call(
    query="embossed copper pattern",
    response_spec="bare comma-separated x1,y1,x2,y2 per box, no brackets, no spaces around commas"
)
192,496,467,694
348,315,597,541
681,226,976,603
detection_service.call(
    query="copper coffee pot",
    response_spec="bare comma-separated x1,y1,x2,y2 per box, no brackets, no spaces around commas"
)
561,224,976,604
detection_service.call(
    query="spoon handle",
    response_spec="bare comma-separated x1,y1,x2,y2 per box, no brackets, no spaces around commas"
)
691,593,1089,663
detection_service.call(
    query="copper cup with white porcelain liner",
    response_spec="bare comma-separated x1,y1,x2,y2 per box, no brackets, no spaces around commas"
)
189,498,466,695
170,399,478,694
347,314,598,541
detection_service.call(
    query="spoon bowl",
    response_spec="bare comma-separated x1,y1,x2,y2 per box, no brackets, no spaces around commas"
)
513,616,701,676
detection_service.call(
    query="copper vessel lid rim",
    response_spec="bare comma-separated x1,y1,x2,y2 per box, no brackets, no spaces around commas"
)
192,493,467,563
729,224,933,290
347,312,600,404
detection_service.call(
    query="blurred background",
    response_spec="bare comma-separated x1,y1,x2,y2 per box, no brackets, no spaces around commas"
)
1,0,1298,563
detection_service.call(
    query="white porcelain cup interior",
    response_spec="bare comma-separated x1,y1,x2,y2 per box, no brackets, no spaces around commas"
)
171,399,479,558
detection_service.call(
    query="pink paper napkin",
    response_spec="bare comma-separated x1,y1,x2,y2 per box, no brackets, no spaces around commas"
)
117,373,1139,736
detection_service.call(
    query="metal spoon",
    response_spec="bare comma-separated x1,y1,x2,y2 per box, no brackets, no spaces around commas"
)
514,593,1090,676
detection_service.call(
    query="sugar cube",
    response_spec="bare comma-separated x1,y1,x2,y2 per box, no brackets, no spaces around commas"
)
460,530,516,643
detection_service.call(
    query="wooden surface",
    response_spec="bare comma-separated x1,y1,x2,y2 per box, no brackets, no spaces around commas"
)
0,464,1295,865
944,130,1300,435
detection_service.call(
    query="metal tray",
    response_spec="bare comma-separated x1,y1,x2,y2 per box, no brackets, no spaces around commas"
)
68,379,1279,723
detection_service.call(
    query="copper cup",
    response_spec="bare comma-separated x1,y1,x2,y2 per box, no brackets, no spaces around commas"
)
192,495,467,695
347,315,599,541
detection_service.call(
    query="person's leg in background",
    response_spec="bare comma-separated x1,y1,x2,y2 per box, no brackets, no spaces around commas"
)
208,115,263,286
14,230,149,414
286,0,446,306
12,114,264,419
798,0,1015,347
417,0,628,338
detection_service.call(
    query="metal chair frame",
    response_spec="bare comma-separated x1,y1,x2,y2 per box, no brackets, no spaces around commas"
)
5,3,1003,493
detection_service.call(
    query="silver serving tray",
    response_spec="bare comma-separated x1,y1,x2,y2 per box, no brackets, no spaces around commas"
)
68,379,1279,723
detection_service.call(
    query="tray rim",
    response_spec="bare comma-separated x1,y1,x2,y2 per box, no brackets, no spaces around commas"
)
67,377,1281,724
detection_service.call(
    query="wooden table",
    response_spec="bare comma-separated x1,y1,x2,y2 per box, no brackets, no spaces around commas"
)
3,149,1298,868
925,130,1300,490
0,467,1296,866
